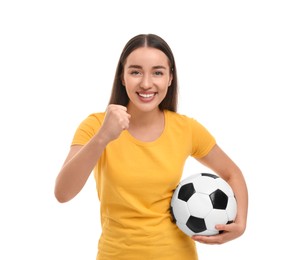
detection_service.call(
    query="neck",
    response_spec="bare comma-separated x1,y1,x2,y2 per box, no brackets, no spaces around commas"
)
127,106,163,127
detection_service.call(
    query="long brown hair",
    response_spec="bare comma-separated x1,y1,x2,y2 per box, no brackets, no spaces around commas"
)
108,34,178,112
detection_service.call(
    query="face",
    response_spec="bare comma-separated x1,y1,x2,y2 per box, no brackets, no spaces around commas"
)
122,47,173,113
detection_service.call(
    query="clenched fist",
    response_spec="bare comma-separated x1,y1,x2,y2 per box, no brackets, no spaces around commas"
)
98,104,131,143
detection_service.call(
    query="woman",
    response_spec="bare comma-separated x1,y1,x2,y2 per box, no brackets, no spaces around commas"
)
54,34,248,259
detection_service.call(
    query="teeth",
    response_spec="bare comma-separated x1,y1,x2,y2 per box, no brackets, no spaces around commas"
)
138,93,154,98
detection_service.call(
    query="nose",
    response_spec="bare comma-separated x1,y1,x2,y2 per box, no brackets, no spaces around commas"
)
140,74,152,89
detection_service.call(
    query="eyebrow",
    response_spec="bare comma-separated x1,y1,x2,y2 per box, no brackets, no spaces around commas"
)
127,65,167,70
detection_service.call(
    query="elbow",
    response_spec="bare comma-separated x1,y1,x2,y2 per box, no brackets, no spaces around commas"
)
54,188,72,203
54,177,75,203
55,195,68,204
54,193,67,203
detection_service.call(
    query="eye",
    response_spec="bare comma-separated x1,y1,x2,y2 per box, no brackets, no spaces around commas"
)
154,71,164,76
130,70,141,76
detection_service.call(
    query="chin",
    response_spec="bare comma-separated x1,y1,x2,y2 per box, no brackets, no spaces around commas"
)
131,103,161,113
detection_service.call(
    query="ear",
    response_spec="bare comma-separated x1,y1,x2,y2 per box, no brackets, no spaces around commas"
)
168,74,173,87
121,74,125,86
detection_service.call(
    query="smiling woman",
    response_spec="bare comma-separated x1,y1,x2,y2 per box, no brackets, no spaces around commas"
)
54,34,248,260
123,47,173,113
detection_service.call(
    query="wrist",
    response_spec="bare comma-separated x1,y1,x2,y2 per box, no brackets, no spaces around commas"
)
93,131,111,148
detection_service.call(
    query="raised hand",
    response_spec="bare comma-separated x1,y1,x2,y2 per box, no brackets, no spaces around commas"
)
98,104,131,143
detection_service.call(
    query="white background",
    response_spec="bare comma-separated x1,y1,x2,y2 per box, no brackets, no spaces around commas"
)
1,0,303,259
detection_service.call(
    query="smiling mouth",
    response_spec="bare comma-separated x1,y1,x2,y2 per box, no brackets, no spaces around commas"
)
137,92,157,98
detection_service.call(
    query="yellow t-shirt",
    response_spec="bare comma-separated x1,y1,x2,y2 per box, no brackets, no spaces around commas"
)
72,110,216,260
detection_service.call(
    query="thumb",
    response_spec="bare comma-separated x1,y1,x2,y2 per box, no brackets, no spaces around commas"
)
215,224,226,231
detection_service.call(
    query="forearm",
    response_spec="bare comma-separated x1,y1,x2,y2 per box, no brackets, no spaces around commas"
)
196,145,248,233
228,169,248,230
55,134,108,202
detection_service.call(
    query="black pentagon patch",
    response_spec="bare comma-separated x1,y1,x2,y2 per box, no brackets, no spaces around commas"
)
186,216,207,233
209,189,228,209
200,173,219,179
178,183,195,202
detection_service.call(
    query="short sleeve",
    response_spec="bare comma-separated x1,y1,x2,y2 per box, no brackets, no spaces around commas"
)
71,113,105,146
190,118,216,158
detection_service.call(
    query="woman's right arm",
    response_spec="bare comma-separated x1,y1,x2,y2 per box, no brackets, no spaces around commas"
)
54,105,130,203
54,135,108,203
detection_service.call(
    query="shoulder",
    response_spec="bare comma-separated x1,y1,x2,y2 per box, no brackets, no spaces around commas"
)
71,112,106,145
76,112,106,134
166,111,216,158
165,110,214,137
165,110,189,121
84,112,106,125
165,110,198,126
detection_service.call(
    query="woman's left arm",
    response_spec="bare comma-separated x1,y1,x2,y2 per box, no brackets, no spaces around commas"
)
192,144,248,244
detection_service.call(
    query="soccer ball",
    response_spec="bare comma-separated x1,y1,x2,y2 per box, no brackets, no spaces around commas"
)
170,173,237,236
